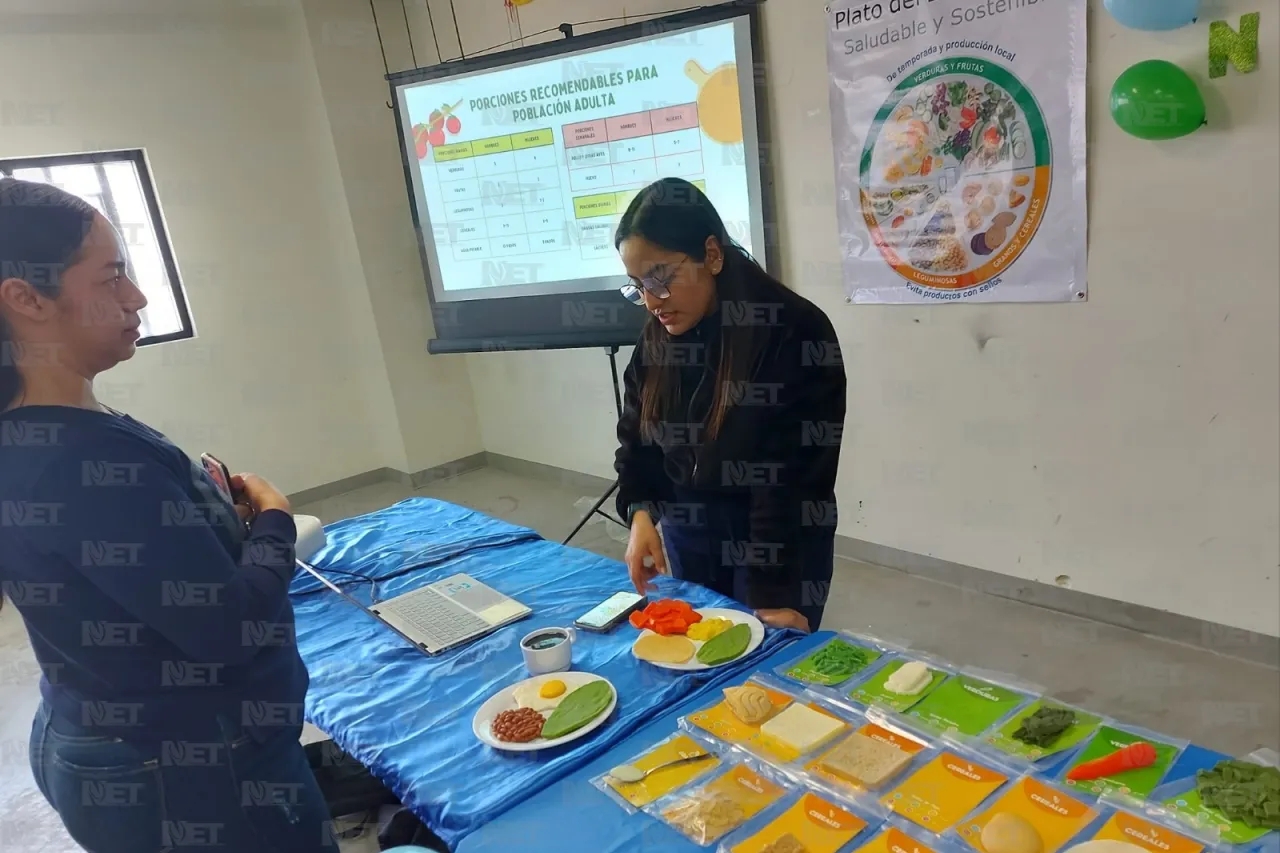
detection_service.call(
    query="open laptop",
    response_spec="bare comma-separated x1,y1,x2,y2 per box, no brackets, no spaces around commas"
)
297,564,531,655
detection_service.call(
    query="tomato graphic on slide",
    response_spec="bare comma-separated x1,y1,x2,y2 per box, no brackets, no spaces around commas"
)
413,99,464,160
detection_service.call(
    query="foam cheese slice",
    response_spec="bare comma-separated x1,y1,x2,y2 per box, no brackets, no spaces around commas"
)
760,703,847,755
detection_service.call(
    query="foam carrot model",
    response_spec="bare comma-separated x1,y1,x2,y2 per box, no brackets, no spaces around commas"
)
1067,742,1158,781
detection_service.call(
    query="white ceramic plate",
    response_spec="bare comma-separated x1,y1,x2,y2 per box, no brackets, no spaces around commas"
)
472,671,617,753
630,607,765,671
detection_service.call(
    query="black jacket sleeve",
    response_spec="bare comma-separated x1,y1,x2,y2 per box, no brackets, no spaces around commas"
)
614,346,674,523
744,312,847,609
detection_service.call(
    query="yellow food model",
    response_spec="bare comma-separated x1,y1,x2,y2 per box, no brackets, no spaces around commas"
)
982,813,1044,853
687,618,734,642
723,685,775,726
513,678,569,713
760,704,847,756
634,633,696,664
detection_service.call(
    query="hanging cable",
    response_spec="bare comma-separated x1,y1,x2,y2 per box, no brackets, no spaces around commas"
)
370,0,395,108
447,7,703,62
400,0,419,68
369,0,391,77
448,0,466,59
423,0,443,63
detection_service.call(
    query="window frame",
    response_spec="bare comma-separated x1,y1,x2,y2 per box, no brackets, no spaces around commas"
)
0,148,194,346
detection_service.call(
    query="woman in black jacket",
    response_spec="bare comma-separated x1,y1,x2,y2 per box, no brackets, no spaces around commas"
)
613,178,846,631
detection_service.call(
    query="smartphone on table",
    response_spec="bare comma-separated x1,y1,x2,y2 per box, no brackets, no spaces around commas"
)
574,591,647,633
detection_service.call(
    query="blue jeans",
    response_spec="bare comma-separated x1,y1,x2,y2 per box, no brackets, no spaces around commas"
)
29,702,336,853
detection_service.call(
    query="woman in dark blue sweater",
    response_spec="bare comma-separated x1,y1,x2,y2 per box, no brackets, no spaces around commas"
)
0,179,332,851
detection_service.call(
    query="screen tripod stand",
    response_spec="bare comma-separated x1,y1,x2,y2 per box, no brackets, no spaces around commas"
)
562,346,629,545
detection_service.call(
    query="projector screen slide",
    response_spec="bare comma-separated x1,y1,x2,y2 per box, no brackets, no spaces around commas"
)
390,5,770,350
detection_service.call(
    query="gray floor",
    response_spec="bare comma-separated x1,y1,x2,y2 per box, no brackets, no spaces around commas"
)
1,465,1276,852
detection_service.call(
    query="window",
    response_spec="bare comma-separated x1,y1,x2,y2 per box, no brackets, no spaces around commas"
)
0,149,193,344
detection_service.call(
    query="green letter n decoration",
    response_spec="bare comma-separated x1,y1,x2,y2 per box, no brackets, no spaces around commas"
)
1209,13,1260,79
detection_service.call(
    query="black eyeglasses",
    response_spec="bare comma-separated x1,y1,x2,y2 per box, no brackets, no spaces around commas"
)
620,255,690,305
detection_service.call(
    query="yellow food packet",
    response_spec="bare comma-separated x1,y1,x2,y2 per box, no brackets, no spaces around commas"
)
1087,810,1205,853
854,826,944,853
604,734,719,808
806,722,928,794
662,764,787,845
687,685,793,747
731,792,868,853
956,776,1096,853
881,750,1009,832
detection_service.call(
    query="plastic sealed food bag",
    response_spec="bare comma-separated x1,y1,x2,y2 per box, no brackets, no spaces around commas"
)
1073,797,1231,853
953,776,1098,853
651,761,791,846
683,677,802,753
722,789,885,853
745,697,855,768
776,632,904,689
848,653,954,714
804,716,933,799
902,669,1039,741
981,699,1106,768
1058,724,1188,803
879,745,1018,835
850,823,969,853
1149,750,1280,845
590,731,723,814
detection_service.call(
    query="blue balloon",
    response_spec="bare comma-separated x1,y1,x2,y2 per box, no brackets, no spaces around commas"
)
1104,0,1200,30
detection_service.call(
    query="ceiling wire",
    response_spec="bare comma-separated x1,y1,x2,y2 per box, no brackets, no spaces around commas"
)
423,0,444,63
368,0,391,77
400,0,419,68
451,6,703,61
448,0,466,59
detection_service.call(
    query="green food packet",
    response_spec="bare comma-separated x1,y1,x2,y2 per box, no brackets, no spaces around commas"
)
541,681,614,740
783,638,881,686
849,659,947,712
906,674,1026,737
986,700,1102,762
1162,788,1272,844
1062,725,1181,800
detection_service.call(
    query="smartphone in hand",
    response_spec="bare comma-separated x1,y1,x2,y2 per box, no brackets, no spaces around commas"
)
199,453,234,503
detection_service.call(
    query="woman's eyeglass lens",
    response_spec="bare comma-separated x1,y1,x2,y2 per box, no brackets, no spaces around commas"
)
620,277,671,305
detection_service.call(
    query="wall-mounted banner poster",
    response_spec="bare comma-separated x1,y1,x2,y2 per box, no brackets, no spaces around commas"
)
827,0,1087,303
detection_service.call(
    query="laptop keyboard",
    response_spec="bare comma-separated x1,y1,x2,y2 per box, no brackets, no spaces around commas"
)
382,589,491,649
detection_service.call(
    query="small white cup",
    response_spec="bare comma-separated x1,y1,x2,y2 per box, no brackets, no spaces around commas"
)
520,627,576,675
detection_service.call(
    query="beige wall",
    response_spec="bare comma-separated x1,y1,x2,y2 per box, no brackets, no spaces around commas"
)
421,0,1280,636
0,0,406,492
299,0,483,476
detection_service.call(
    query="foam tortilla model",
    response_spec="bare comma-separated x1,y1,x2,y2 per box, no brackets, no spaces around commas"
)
981,813,1044,853
634,633,696,664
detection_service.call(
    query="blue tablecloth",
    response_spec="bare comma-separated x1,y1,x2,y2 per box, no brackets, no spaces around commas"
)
290,498,797,848
457,629,1279,853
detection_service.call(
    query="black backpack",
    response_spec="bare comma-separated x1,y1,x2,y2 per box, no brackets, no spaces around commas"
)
304,739,448,851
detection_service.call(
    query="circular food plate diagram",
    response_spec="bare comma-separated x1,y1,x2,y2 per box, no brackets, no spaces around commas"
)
859,58,1051,291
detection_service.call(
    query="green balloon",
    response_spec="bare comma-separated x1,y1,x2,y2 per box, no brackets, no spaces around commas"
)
1110,60,1206,140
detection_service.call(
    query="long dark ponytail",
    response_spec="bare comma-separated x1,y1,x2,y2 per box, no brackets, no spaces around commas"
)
0,178,96,410
614,177,782,441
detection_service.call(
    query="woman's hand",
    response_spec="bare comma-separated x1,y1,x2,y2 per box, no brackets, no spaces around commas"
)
231,473,291,518
755,608,811,633
625,511,665,594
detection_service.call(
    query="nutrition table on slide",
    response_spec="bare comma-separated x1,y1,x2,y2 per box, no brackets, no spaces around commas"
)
565,102,705,260
430,103,706,264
